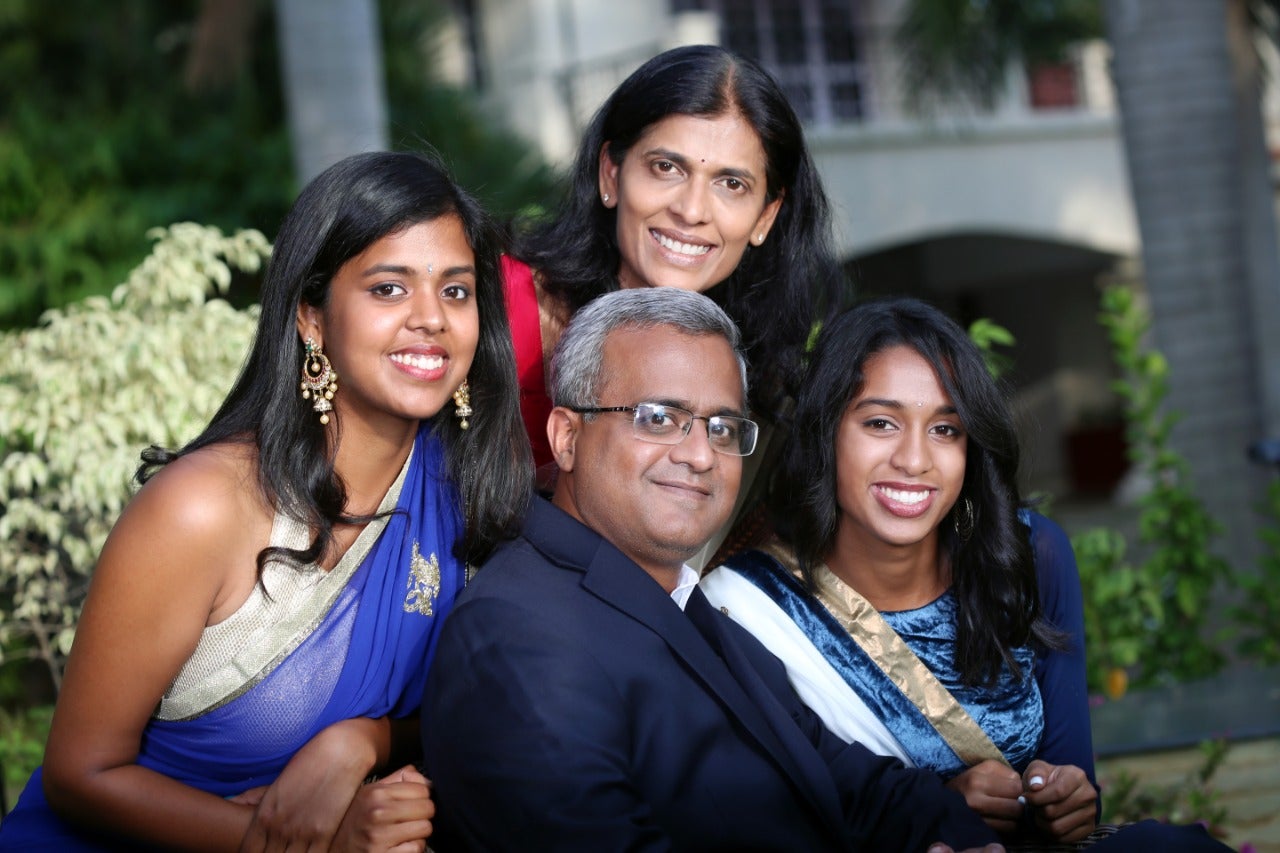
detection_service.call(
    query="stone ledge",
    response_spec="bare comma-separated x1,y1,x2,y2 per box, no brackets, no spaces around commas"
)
1091,664,1280,757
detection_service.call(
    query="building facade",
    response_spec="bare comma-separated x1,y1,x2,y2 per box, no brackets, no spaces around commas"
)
448,0,1280,569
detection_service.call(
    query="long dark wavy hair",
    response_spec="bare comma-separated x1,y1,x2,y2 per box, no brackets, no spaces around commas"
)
772,296,1064,685
140,151,531,568
513,44,844,418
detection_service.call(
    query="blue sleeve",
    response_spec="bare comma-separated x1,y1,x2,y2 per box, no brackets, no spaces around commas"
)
1028,512,1097,784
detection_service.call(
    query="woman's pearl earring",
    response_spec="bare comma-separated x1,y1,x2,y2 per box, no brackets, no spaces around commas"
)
602,193,610,204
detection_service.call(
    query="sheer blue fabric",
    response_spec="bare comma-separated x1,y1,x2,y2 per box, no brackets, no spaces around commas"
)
723,547,1045,780
0,425,463,850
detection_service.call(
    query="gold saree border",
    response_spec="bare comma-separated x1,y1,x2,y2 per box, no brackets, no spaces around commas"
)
154,448,412,721
762,539,1008,768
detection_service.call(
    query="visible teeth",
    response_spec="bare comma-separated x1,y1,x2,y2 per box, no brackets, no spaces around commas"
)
655,232,711,256
390,353,444,370
880,487,929,505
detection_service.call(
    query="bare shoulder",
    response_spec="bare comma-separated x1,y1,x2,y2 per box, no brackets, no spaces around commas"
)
46,442,277,784
127,441,268,539
101,441,273,596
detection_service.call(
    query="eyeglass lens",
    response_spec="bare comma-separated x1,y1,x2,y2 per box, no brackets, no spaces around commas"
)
632,403,756,456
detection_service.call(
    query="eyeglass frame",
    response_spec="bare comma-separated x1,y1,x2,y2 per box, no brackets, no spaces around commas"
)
568,402,759,457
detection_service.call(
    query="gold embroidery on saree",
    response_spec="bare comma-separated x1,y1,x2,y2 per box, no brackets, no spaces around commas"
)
404,540,441,616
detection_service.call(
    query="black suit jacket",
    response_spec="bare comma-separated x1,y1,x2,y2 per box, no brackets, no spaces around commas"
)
422,497,996,851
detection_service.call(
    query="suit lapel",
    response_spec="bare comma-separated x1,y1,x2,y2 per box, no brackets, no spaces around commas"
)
684,589,846,835
521,498,842,835
580,549,843,837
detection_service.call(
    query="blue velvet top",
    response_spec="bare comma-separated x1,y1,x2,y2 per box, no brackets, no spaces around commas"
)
879,589,1044,777
1022,512,1096,784
718,512,1097,785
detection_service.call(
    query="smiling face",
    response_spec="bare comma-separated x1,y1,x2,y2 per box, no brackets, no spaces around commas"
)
296,215,479,439
550,325,745,586
599,111,782,294
830,345,968,561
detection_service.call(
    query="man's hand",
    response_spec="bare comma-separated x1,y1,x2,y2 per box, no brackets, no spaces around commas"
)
944,759,1023,835
1020,759,1097,842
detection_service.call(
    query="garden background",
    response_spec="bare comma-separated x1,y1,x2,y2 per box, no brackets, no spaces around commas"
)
2,1,1278,849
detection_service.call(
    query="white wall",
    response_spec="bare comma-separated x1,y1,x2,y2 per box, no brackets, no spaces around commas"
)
474,0,716,164
809,115,1139,260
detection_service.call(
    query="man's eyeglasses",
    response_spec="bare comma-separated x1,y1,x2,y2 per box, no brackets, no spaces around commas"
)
569,402,758,457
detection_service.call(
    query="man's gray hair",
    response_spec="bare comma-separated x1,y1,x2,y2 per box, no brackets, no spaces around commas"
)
549,289,749,409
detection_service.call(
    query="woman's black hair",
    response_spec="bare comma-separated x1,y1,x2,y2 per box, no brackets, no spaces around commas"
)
772,296,1065,686
139,150,531,568
513,43,845,418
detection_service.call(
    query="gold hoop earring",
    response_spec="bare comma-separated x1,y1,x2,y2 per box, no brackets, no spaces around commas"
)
300,337,338,425
453,378,472,430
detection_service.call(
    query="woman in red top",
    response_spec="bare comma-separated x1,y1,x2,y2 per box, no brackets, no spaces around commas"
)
505,46,844,558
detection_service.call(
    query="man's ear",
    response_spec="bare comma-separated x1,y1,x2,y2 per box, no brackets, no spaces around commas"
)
598,143,619,209
296,301,323,347
547,407,581,472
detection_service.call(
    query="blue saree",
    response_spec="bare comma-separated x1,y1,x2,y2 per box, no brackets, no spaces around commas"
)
0,425,463,850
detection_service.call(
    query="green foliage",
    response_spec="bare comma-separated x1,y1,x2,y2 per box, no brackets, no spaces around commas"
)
966,317,1016,378
0,704,53,806
1100,738,1232,837
896,0,1103,109
379,0,561,221
0,0,561,330
0,224,268,692
1072,527,1155,690
1231,477,1280,663
0,0,294,329
1071,284,1230,692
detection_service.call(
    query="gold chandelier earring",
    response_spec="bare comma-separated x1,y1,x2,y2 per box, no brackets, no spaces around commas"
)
453,378,472,430
300,337,338,425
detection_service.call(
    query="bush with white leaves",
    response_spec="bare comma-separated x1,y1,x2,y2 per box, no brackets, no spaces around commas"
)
0,223,271,691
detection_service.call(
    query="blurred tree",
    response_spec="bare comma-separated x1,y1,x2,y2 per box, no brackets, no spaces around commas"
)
378,0,561,223
896,0,1102,108
186,0,561,220
1103,0,1280,574
0,0,559,330
897,0,1280,574
0,1,294,329
275,0,389,183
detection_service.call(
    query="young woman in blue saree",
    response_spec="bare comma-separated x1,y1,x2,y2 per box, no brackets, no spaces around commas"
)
0,151,531,851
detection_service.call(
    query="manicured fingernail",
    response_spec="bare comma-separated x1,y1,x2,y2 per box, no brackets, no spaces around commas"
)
1017,795,1026,805
1029,775,1045,787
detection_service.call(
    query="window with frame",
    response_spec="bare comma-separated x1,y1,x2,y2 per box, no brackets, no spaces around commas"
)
674,0,866,125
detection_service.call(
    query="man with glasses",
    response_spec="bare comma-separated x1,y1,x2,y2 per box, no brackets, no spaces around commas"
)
422,289,1000,853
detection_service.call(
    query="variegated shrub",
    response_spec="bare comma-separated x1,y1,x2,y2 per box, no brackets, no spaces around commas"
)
0,223,271,690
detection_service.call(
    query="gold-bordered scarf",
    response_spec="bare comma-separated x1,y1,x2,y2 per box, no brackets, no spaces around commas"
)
761,539,1008,768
